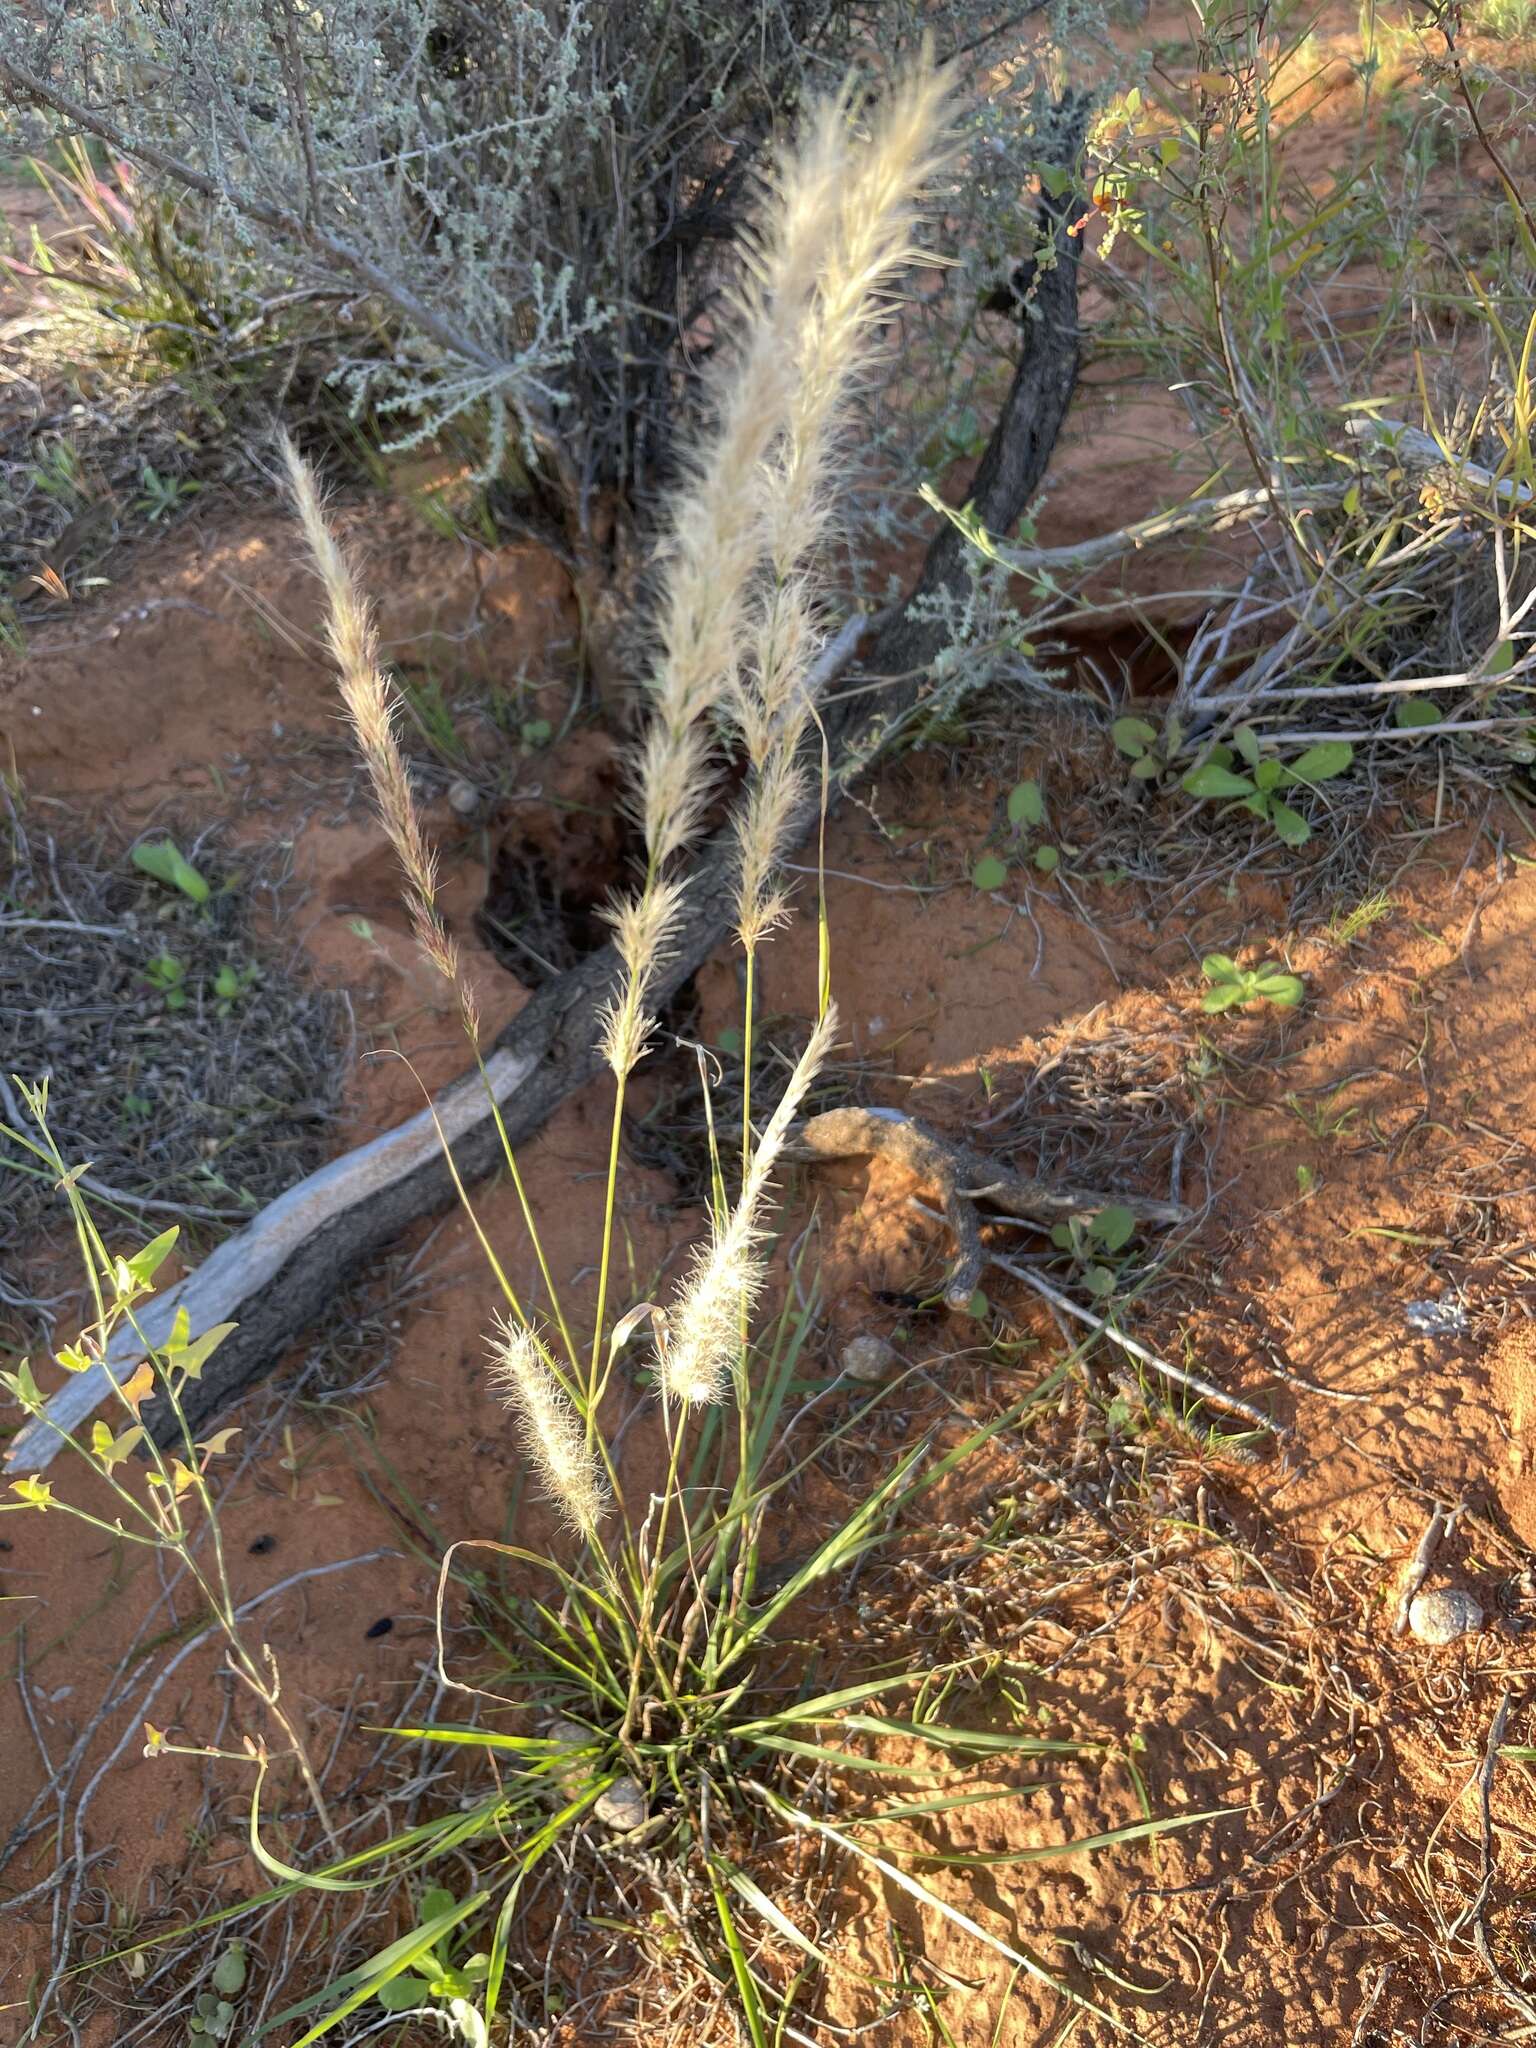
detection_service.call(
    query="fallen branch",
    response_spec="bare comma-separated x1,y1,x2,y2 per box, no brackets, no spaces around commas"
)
7,107,1089,1471
1344,415,1535,509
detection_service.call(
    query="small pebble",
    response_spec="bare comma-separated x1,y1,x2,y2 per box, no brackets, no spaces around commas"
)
593,1775,648,1833
841,1333,897,1383
448,778,481,817
1409,1586,1483,1645
363,1616,393,1640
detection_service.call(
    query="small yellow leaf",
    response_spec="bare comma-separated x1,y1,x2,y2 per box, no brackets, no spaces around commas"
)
119,1362,156,1415
167,1321,236,1382
310,1493,346,1508
142,1722,166,1758
197,1427,241,1458
55,1343,95,1375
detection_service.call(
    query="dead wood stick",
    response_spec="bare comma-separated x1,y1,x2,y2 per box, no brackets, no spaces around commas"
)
7,105,1089,1470
1392,1498,1463,1637
902,1208,1282,1439
792,1106,1191,1310
1345,416,1535,507
983,1246,1284,1441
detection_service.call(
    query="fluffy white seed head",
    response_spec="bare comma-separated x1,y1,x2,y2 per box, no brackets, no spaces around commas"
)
281,433,480,1047
658,1005,838,1405
598,874,691,1077
489,1317,609,1538
633,61,951,884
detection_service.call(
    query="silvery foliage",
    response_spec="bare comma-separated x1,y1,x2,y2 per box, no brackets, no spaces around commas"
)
0,1,1116,552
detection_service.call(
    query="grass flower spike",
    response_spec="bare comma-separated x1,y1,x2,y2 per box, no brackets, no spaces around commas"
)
658,1005,839,1405
489,1317,609,1538
280,432,480,1048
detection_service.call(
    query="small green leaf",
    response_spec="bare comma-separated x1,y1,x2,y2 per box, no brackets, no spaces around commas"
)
92,1425,145,1474
1084,1264,1117,1297
1253,758,1283,791
1032,844,1060,873
1286,740,1353,782
1129,754,1161,781
1232,725,1261,767
1201,954,1238,980
375,1977,434,2012
1007,780,1045,828
419,1887,457,1925
1394,696,1440,728
211,1943,247,1997
1269,800,1312,847
1254,971,1305,1007
1182,764,1256,799
166,1321,237,1382
126,1226,179,1287
1090,1205,1136,1252
3,1358,42,1409
1489,639,1516,676
971,855,1008,892
1343,481,1361,517
1201,983,1249,1013
963,1288,989,1319
131,839,210,904
1111,716,1157,759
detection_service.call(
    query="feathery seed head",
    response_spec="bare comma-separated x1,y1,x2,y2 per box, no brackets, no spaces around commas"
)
657,1005,838,1405
598,874,690,1076
281,434,482,1039
488,1317,609,1538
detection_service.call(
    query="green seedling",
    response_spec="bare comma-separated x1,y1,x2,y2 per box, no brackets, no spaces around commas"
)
144,952,188,1010
188,1994,234,2041
1181,731,1354,848
972,779,1061,890
1199,955,1304,1012
136,463,201,522
212,961,257,1014
1051,1204,1137,1298
1112,710,1182,783
132,838,210,905
373,1888,490,2014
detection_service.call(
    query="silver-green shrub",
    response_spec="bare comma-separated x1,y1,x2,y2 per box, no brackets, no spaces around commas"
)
0,2,1107,615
